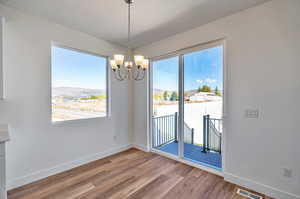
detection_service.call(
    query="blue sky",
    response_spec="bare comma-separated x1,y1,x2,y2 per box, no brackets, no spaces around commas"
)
52,45,222,91
153,46,223,91
52,46,106,90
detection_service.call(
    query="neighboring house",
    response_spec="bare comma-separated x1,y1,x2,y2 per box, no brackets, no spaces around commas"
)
189,92,221,102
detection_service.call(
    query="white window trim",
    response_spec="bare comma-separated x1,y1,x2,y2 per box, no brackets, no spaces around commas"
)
0,17,4,100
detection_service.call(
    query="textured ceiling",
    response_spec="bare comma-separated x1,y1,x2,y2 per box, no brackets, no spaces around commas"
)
0,0,270,48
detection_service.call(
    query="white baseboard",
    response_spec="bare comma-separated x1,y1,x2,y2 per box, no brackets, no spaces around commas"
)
7,144,132,190
131,144,149,152
224,172,300,199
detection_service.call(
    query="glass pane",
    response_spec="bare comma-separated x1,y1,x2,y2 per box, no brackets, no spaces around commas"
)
152,56,179,156
51,46,107,122
183,46,223,169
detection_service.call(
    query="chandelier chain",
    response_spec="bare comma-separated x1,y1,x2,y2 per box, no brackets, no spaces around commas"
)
128,2,131,44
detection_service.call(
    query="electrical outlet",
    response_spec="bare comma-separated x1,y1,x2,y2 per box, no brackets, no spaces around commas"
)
245,109,259,118
283,168,293,178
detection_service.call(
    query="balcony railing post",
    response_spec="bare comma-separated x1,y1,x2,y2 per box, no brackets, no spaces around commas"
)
152,116,155,148
219,135,222,154
191,128,194,145
207,114,210,151
202,115,207,153
174,112,178,143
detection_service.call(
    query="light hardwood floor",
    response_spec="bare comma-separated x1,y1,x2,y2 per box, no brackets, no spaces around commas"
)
8,149,273,199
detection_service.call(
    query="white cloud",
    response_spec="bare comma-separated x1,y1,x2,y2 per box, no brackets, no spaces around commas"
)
196,79,203,84
55,79,70,83
53,79,71,87
205,78,216,84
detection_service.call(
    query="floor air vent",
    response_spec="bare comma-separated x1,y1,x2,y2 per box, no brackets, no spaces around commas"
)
236,188,263,199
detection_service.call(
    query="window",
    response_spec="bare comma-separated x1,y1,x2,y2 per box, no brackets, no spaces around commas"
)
51,46,108,122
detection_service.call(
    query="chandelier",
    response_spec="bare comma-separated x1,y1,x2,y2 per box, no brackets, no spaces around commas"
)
110,0,149,81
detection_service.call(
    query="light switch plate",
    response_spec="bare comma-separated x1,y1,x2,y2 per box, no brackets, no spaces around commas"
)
283,168,293,178
245,109,259,118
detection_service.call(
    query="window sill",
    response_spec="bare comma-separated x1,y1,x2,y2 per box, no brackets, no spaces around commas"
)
51,115,110,126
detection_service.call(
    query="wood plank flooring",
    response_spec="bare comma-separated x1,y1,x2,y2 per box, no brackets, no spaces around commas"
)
8,149,273,199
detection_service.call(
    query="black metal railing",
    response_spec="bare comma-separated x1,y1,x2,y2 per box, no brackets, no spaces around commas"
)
152,113,177,148
152,112,194,148
202,115,222,153
152,113,222,152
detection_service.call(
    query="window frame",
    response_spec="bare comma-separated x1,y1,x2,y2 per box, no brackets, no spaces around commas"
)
50,43,111,124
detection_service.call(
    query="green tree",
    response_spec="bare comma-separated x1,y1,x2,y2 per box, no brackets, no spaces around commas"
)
197,85,212,93
214,87,221,96
90,95,98,99
96,95,106,100
81,95,106,100
153,93,162,101
170,91,178,101
163,91,169,101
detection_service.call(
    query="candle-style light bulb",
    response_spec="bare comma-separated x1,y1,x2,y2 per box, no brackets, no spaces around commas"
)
114,54,125,66
110,60,118,70
142,59,149,69
134,55,144,67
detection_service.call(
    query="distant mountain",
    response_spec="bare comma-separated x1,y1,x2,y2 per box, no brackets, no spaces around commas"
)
153,88,182,94
185,89,198,95
52,87,105,98
153,88,197,95
153,88,164,94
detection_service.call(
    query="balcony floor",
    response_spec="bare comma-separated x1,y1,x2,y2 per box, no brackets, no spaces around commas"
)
156,141,222,169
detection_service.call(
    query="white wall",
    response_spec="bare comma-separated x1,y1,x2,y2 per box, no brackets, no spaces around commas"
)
0,17,3,100
0,5,133,189
133,0,300,199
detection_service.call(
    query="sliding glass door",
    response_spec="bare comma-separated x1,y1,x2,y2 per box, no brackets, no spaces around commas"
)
151,56,179,156
183,46,223,170
150,41,224,170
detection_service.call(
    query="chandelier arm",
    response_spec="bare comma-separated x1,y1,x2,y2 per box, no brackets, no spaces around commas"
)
114,68,126,81
114,71,124,81
131,66,137,79
126,69,131,80
134,68,145,81
114,73,124,81
116,69,123,80
133,67,141,80
136,70,146,81
119,68,128,81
